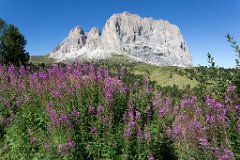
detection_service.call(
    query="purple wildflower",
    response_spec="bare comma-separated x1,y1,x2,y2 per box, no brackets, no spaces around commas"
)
3,113,16,126
144,131,151,144
220,148,234,160
67,88,74,95
146,105,151,117
165,97,171,108
38,71,48,79
96,67,103,80
227,83,236,93
103,68,109,78
59,113,71,126
193,119,201,130
198,138,208,149
144,78,149,87
206,96,228,124
212,147,221,159
128,118,135,128
18,66,27,75
219,109,227,123
123,97,135,139
7,65,16,74
1,98,9,107
119,85,126,94
235,104,240,115
67,139,76,148
30,137,37,144
173,124,181,138
206,113,216,125
195,107,202,115
24,95,31,101
71,108,80,119
119,67,125,77
58,139,76,155
123,112,128,123
46,102,60,125
166,127,172,139
159,108,166,117
102,115,109,127
90,127,97,134
51,90,62,98
47,125,52,133
104,91,112,99
182,96,197,107
136,127,143,142
29,73,38,83
153,94,162,109
97,105,104,116
135,110,141,122
173,105,179,116
44,141,51,150
148,153,155,160
124,127,132,140
212,147,234,160
88,105,95,115
134,81,139,88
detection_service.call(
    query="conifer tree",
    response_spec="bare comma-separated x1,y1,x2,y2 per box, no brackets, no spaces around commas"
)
0,19,29,65
0,18,7,63
2,24,29,65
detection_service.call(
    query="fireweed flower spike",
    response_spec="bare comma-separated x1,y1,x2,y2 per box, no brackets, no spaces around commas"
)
144,130,151,144
71,108,80,119
173,124,181,138
90,127,97,134
88,105,95,115
166,127,172,139
198,138,209,150
46,102,60,125
148,153,155,160
30,137,37,144
58,140,76,155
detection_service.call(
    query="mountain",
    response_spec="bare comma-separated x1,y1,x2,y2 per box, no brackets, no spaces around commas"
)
48,12,192,66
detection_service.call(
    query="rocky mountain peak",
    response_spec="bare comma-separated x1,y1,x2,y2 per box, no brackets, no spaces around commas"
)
86,27,101,50
49,12,192,66
68,26,85,38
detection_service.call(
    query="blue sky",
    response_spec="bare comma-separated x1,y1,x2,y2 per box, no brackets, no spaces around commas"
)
0,0,239,68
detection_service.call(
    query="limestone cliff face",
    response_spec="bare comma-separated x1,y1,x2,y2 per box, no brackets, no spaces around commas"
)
86,27,101,51
50,26,87,59
49,12,192,66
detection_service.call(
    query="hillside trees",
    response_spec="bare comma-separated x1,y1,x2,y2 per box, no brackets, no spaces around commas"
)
0,19,7,63
0,18,29,65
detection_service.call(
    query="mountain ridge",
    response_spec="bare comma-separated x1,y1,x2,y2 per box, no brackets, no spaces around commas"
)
48,12,192,67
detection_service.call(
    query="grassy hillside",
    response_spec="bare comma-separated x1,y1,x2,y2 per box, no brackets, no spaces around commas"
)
30,54,198,88
132,64,198,88
97,54,199,88
30,55,54,64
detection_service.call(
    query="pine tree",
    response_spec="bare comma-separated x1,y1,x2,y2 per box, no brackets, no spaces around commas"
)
0,18,7,63
2,23,29,65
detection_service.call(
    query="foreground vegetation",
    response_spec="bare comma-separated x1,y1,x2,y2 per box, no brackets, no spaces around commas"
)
0,61,239,160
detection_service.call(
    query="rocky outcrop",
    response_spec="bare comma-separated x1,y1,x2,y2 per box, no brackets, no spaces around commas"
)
48,12,192,66
50,26,87,59
86,27,101,50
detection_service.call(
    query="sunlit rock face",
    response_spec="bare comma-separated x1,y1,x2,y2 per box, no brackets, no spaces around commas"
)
49,12,192,66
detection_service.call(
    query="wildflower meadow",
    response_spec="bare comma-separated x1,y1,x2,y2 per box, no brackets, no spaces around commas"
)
0,61,239,160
